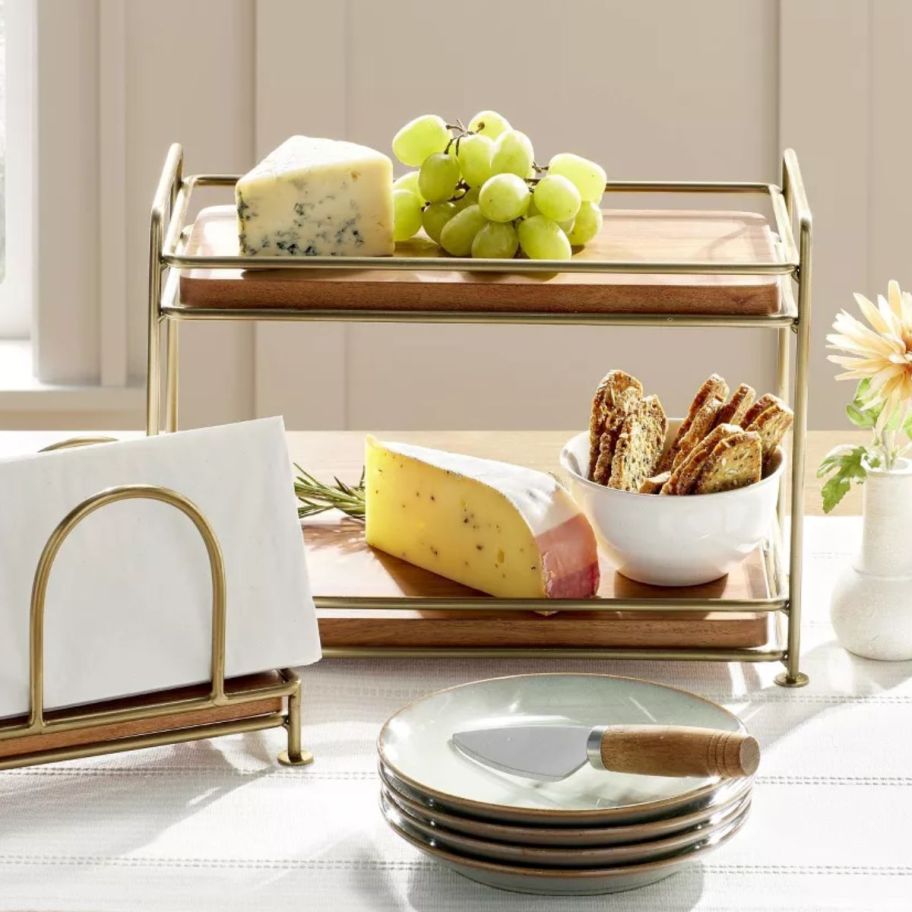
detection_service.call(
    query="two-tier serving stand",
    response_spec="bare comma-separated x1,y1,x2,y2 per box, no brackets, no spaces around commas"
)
146,142,812,691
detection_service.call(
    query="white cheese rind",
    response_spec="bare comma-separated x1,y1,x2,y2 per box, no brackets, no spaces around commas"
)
235,136,394,257
381,440,581,537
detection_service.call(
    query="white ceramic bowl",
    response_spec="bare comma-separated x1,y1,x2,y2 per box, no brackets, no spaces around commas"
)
560,422,783,586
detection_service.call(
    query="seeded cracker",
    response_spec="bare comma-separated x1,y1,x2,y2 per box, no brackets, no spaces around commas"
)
658,374,729,472
715,383,756,428
661,423,741,495
608,395,668,492
740,393,782,429
588,371,643,480
694,431,763,494
670,396,726,469
744,399,794,462
592,386,642,484
639,471,671,494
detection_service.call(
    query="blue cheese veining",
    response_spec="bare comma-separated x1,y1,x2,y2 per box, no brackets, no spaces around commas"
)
235,136,394,257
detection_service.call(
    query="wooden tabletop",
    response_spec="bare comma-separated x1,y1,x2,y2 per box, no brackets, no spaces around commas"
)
285,429,868,518
0,429,865,517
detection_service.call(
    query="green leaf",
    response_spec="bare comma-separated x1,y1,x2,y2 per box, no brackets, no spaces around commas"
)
821,475,853,514
845,403,876,429
846,378,884,429
817,445,869,513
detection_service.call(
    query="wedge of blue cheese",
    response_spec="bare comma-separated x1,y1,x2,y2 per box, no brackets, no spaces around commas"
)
235,136,394,257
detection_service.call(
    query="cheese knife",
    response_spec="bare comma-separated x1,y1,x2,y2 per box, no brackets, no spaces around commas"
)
451,724,759,781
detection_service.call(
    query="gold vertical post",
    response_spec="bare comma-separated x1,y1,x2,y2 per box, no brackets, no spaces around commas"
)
278,670,313,767
776,326,791,531
147,144,182,437
146,221,162,437
165,317,180,433
776,149,811,688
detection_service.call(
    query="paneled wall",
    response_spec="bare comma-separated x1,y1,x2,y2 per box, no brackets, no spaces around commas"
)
251,0,780,433
25,0,912,431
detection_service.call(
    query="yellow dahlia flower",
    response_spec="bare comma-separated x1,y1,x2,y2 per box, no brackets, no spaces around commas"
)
827,280,912,429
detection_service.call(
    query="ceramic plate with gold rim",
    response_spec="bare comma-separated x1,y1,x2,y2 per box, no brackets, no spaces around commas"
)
378,762,752,847
380,788,750,868
377,673,749,825
381,796,750,896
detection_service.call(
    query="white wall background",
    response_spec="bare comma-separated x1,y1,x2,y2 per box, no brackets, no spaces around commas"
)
9,0,912,431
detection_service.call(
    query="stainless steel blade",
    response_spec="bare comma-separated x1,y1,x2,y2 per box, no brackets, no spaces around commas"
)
451,724,592,781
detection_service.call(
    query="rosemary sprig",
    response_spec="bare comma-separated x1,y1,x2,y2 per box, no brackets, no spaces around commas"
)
294,465,366,521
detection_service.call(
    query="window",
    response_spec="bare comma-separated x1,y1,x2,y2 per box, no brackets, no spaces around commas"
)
1,0,7,285
0,0,33,339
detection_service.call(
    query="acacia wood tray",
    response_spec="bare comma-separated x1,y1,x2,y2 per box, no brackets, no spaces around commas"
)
306,517,771,649
289,432,774,651
179,205,782,315
0,672,283,759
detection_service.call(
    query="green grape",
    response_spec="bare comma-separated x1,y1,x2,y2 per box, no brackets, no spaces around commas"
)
529,196,572,233
517,215,572,260
392,189,423,241
548,153,607,202
419,152,461,203
478,174,531,222
392,115,451,167
439,204,486,256
491,130,534,178
567,201,603,245
471,221,519,259
453,185,480,211
456,134,494,187
421,201,457,243
393,171,425,203
533,174,581,223
467,110,511,139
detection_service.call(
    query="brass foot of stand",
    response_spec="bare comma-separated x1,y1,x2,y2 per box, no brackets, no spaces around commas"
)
774,671,810,688
277,679,313,766
278,748,315,767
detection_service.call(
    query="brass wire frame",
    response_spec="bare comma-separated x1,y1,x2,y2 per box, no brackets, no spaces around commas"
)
146,144,812,687
0,451,312,770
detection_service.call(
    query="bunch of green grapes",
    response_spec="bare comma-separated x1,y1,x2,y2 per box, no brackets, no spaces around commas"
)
390,111,606,261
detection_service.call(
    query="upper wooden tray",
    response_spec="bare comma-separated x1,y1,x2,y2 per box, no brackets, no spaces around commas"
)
179,205,782,315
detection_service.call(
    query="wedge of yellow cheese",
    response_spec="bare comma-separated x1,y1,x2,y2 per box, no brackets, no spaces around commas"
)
364,437,599,598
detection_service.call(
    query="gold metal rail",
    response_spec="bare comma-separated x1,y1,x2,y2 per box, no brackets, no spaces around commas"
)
322,646,787,662
314,597,786,613
145,143,812,687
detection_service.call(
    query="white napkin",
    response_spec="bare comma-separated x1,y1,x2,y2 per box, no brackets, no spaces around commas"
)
0,417,320,717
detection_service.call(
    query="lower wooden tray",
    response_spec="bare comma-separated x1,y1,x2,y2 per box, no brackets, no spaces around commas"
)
306,517,770,649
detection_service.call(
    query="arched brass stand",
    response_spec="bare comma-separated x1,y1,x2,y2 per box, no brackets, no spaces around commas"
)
0,478,312,770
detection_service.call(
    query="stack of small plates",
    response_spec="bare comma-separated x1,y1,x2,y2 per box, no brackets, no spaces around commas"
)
377,674,753,896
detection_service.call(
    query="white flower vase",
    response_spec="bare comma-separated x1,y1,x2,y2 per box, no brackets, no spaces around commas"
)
830,457,912,660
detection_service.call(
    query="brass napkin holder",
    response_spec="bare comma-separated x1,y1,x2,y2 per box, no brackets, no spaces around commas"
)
0,439,312,771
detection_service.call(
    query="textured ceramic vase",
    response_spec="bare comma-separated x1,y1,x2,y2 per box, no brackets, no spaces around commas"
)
830,457,912,660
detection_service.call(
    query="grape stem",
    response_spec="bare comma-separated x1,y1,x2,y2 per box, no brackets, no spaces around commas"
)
449,181,471,202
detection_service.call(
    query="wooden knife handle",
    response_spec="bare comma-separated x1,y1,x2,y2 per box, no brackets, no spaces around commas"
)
590,725,760,779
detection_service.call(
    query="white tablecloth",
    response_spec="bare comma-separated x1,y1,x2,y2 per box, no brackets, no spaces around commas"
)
1,516,909,911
